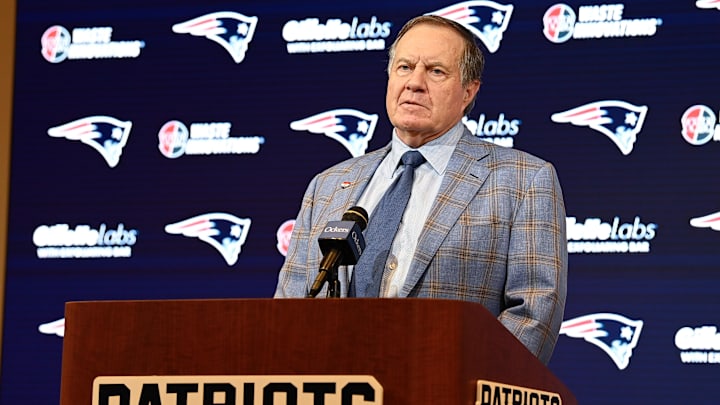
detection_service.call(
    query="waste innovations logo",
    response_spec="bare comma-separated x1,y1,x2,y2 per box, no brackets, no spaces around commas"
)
158,120,265,158
276,219,295,257
427,1,514,53
33,223,138,259
47,116,132,168
566,216,657,254
680,105,720,146
165,213,252,266
561,312,643,370
542,3,662,43
551,100,648,155
172,11,258,63
282,15,391,54
290,109,378,157
675,325,720,364
463,112,521,147
41,25,145,63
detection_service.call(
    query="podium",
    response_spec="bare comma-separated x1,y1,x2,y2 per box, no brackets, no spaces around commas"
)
59,298,577,404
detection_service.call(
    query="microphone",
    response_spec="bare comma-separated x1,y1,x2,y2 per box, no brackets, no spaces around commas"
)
307,206,368,298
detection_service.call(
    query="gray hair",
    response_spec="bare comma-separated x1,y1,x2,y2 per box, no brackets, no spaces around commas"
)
387,15,485,114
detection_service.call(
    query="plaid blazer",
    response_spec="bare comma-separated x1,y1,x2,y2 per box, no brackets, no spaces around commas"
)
274,128,568,364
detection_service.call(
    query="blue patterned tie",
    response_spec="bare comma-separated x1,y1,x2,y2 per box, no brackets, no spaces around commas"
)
350,150,426,297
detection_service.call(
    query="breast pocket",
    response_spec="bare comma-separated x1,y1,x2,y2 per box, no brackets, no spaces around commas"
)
425,217,510,300
444,213,510,248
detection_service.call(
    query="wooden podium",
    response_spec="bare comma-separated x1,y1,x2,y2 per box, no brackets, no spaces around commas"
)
60,298,577,404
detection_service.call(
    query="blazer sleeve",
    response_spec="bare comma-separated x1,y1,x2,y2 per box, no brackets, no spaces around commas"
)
273,174,321,298
498,161,568,365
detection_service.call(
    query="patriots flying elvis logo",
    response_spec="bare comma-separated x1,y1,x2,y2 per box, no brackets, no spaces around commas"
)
172,11,258,63
38,317,65,337
290,109,378,157
551,100,648,155
560,312,643,370
427,0,514,53
689,211,720,231
696,0,720,10
165,213,252,266
47,115,132,168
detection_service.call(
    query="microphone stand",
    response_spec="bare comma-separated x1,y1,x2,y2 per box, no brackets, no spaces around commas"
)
307,250,343,298
326,263,341,298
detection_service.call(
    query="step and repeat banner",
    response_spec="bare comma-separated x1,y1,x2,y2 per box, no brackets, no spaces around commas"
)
3,1,719,403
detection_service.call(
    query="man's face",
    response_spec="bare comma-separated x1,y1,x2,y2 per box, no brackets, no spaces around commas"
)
386,23,480,147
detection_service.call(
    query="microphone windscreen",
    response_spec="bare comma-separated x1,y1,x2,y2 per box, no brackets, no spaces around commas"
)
342,206,368,230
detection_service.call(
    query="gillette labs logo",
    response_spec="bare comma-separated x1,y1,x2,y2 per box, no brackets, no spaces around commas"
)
566,216,657,254
41,25,144,63
158,120,265,158
543,3,662,43
34,223,138,259
463,112,521,147
676,325,720,364
283,16,391,54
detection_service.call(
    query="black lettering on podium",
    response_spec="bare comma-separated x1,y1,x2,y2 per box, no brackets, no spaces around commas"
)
98,384,130,405
341,382,375,405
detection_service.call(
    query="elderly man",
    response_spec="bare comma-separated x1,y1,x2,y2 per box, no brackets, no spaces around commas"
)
275,15,567,365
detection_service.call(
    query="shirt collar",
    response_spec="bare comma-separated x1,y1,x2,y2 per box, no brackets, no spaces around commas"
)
387,121,465,177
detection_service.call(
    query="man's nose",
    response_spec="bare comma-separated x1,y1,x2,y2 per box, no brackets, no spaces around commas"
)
405,68,427,91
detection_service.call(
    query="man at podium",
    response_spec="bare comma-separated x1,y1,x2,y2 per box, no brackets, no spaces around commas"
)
274,15,568,365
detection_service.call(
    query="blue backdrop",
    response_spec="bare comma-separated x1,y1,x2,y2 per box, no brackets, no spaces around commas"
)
3,1,720,403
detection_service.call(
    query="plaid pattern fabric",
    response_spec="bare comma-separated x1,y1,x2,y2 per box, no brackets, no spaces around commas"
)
274,128,568,365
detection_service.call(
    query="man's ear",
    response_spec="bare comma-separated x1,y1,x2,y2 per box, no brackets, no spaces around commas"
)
464,79,481,103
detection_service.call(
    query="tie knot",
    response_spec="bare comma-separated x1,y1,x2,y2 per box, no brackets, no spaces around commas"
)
401,150,425,169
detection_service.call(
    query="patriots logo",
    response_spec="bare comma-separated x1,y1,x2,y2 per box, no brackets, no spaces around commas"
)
560,313,643,370
290,109,378,157
165,213,252,266
689,211,720,231
38,317,65,337
427,1,514,53
696,0,720,10
172,11,258,63
551,100,648,155
47,115,132,168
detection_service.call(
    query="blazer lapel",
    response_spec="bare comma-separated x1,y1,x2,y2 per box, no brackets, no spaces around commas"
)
399,132,492,297
320,145,390,222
